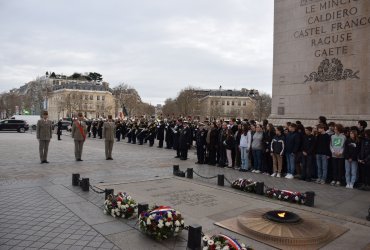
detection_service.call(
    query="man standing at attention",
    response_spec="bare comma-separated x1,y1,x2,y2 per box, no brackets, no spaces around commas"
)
37,110,53,164
72,112,87,161
103,115,116,160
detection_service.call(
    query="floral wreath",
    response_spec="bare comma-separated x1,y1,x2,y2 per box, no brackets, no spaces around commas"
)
231,178,256,193
265,188,306,205
202,234,253,250
104,192,137,218
139,205,185,240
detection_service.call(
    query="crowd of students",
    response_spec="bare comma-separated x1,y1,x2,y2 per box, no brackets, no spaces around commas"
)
192,117,370,190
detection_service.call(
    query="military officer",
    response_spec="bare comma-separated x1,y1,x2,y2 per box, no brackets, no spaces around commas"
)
196,123,207,164
103,115,116,160
72,112,87,161
36,110,53,164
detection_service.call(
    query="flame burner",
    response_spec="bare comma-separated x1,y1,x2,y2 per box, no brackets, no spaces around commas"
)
263,210,302,224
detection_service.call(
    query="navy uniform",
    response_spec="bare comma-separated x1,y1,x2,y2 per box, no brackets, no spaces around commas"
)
156,121,165,148
57,119,63,140
179,121,192,160
196,123,207,164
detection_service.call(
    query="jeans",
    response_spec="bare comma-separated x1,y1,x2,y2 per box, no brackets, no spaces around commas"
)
316,154,328,181
252,149,263,171
345,160,358,185
240,147,249,170
286,153,295,175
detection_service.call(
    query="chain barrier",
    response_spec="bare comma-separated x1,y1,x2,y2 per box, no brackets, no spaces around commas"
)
192,170,218,180
224,176,233,185
89,184,106,194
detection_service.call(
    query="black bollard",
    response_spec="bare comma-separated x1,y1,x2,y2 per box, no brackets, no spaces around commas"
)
177,171,186,177
80,178,89,191
187,224,202,250
173,165,180,175
138,203,149,218
105,189,114,200
305,191,315,207
367,207,370,221
186,168,193,179
72,173,80,186
217,174,224,186
255,182,264,195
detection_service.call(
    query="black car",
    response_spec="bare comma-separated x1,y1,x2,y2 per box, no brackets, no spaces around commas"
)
0,119,29,133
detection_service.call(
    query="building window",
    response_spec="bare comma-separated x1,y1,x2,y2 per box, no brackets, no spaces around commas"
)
227,101,229,106
231,101,234,106
238,101,241,106
97,96,100,100
85,95,88,100
102,96,105,101
90,95,93,100
243,101,247,106
211,101,214,105
222,101,225,105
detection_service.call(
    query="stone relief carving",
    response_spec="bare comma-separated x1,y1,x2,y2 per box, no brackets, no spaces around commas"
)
304,58,360,83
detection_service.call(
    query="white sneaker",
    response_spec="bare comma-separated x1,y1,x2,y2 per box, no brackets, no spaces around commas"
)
285,174,291,179
287,174,294,179
255,170,261,174
330,181,335,186
271,173,277,177
251,170,256,173
276,173,281,178
345,184,350,188
349,184,353,189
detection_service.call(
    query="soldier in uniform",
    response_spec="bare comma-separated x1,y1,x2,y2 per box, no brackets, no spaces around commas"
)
98,119,104,139
196,123,207,164
92,120,98,138
165,120,174,149
179,121,192,160
57,119,63,140
72,112,87,161
37,111,53,163
173,119,183,158
156,120,165,148
103,115,116,160
115,120,122,142
146,122,157,147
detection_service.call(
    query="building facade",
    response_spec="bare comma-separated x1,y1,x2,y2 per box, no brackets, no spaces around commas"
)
45,74,115,120
196,89,258,121
270,0,370,125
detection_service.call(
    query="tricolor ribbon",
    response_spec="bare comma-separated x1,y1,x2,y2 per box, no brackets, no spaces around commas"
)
215,234,242,250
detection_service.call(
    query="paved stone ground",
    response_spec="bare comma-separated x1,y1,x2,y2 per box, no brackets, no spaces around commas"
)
0,131,369,249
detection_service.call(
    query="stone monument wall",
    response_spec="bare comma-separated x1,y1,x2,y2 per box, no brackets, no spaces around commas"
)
270,0,370,125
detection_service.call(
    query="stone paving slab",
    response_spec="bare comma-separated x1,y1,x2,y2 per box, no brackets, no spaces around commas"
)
99,177,370,250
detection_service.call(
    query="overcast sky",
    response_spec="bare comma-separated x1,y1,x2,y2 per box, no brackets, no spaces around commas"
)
0,0,274,105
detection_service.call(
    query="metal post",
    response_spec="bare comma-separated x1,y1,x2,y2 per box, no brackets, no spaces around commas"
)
173,165,180,175
80,178,89,191
72,173,80,186
186,168,193,179
177,171,186,177
138,203,149,218
305,191,315,207
187,224,202,250
255,182,264,195
217,174,224,186
367,207,370,221
105,189,114,200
